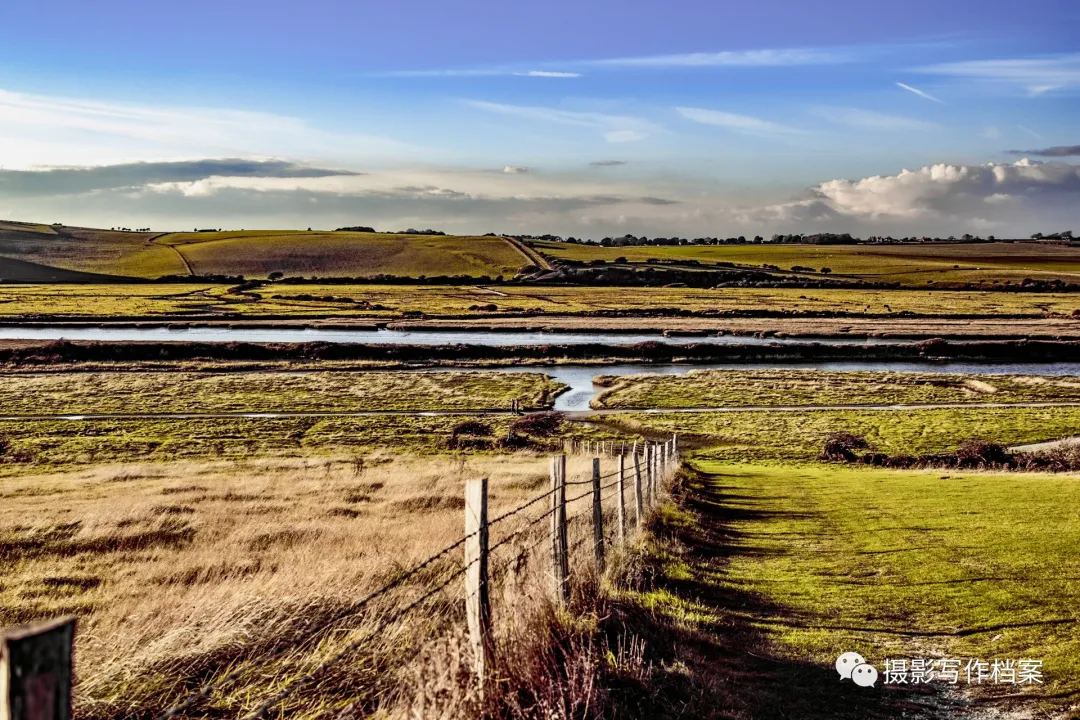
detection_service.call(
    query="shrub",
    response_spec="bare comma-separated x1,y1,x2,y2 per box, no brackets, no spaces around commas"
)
510,412,564,437
451,420,493,437
820,432,869,461
955,438,1012,467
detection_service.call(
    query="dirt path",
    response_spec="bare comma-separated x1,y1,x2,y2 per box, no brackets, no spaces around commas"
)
4,400,1080,422
147,233,194,276
502,236,552,271
1009,436,1080,453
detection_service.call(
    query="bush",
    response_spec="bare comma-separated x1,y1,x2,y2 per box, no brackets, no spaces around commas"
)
510,412,564,437
451,420,493,437
820,432,869,461
955,438,1011,467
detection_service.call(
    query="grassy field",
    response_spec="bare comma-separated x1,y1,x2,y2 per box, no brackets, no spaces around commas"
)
622,462,1080,717
156,230,529,279
535,241,1080,287
0,451,629,718
0,224,530,281
594,370,1080,409
1,283,1077,318
0,371,562,415
0,226,187,278
602,406,1080,463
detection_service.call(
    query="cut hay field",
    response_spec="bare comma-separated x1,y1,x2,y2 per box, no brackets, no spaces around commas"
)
157,230,529,278
0,371,563,415
0,225,186,278
1,283,1077,318
593,370,1080,409
534,241,1080,287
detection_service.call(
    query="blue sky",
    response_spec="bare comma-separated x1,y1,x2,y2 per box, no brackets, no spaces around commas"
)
1,0,1078,237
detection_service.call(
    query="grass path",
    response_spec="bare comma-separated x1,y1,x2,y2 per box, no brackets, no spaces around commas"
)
623,462,1080,718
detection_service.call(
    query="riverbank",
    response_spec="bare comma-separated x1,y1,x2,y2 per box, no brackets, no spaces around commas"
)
2,338,1079,369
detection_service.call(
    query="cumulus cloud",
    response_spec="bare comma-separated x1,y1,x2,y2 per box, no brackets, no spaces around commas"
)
1007,145,1080,157
0,159,361,198
502,165,532,174
676,107,806,137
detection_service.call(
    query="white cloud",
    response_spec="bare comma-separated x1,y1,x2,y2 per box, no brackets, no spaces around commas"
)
464,100,657,142
676,107,807,137
812,107,936,131
502,165,532,174
1018,124,1044,140
806,158,1080,219
982,126,1001,139
515,71,582,78
895,82,945,104
589,47,850,68
915,54,1080,95
0,87,415,169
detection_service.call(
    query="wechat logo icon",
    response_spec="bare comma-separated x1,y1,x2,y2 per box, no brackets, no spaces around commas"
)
836,652,879,687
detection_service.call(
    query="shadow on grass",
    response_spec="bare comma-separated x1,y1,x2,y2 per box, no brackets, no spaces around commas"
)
596,468,959,720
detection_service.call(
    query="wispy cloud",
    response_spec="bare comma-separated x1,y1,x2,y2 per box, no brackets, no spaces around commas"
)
373,68,581,78
915,54,1080,95
812,107,936,131
676,107,807,137
1018,124,1044,140
502,165,532,173
895,82,944,104
465,100,657,142
1005,145,1080,157
588,47,850,68
589,160,627,167
0,87,414,168
515,70,581,78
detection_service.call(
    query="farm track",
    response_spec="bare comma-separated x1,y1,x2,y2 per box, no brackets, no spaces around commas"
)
147,232,194,276
5,400,1080,422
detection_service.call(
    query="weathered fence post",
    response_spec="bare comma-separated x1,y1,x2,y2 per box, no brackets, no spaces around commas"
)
617,451,626,543
550,455,569,604
633,442,643,527
646,444,654,505
591,457,605,571
1,616,76,720
464,478,491,690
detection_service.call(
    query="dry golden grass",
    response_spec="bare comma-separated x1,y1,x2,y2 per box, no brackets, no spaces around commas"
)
0,449,649,718
0,226,186,278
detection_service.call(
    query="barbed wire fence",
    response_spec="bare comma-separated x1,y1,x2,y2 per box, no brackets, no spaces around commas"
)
0,435,680,720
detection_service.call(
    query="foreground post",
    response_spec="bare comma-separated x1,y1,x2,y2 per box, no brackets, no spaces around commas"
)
591,457,605,571
617,452,626,543
550,455,569,604
1,617,76,720
464,478,491,690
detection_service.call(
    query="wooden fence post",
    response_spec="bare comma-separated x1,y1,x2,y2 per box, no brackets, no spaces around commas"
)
647,444,655,505
617,452,626,543
633,443,643,527
550,455,569,604
1,616,76,720
464,478,491,690
591,457,605,572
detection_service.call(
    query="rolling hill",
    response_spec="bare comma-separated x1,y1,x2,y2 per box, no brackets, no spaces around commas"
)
0,224,533,281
